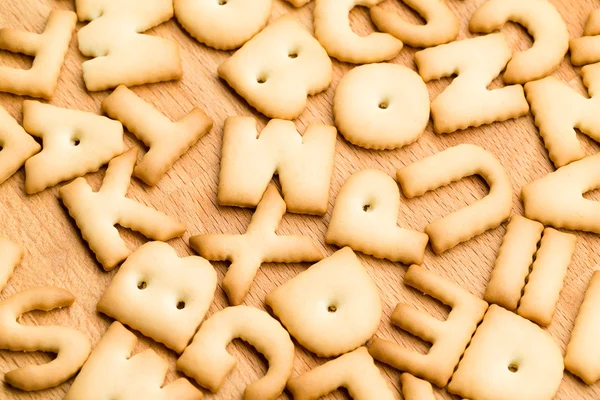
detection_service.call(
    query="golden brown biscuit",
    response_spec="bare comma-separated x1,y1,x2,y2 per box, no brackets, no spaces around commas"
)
76,0,182,91
266,247,382,358
0,9,76,98
369,265,488,387
59,148,186,270
218,117,336,215
102,85,213,186
190,184,322,306
97,241,217,353
397,144,513,253
177,305,295,400
0,105,40,186
287,347,395,400
0,287,91,391
66,321,202,400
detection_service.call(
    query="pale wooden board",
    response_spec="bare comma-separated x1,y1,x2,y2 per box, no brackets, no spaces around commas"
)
0,0,599,398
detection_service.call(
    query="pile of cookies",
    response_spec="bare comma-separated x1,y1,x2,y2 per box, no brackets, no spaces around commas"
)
1,0,600,399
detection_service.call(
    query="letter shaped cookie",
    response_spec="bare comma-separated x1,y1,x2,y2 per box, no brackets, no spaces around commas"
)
333,63,430,150
469,0,569,84
0,287,91,391
414,34,530,134
218,117,337,215
218,16,332,120
448,305,563,400
0,238,22,292
565,271,600,384
97,241,217,353
326,170,428,264
287,347,395,400
313,0,403,64
397,144,513,253
59,148,186,271
371,0,459,48
401,374,436,400
177,306,295,400
102,85,213,186
76,0,182,91
571,10,600,66
190,184,322,306
0,105,40,186
266,247,382,357
65,322,202,400
0,9,76,98
23,100,124,194
521,152,600,233
525,63,600,168
369,265,488,387
485,216,576,326
484,215,543,310
174,0,272,50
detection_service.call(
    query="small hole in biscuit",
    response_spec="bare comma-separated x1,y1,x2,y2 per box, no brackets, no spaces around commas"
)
137,281,147,290
177,301,186,310
71,138,81,146
257,75,268,84
328,305,337,313
288,51,298,59
363,204,371,212
218,0,227,5
508,363,519,373
378,102,389,110
0,145,3,152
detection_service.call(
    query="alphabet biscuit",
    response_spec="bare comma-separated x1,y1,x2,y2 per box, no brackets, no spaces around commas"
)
59,148,186,271
190,184,322,306
266,247,382,358
102,85,213,186
66,321,202,400
313,0,403,64
371,0,459,48
287,347,395,400
97,241,217,353
177,305,295,400
0,287,91,391
469,0,569,84
397,144,513,253
174,0,272,50
76,0,182,91
218,16,332,120
218,117,336,215
414,33,529,134
448,305,563,400
369,265,488,387
23,100,124,194
325,169,428,265
0,105,40,186
333,63,430,150
0,9,76,98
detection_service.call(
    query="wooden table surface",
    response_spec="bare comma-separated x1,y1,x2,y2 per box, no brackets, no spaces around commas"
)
1,0,599,398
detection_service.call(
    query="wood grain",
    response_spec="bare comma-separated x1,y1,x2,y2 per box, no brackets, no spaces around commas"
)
0,0,599,399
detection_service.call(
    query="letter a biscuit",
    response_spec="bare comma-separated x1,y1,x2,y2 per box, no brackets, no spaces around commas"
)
0,105,40,186
23,100,124,194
